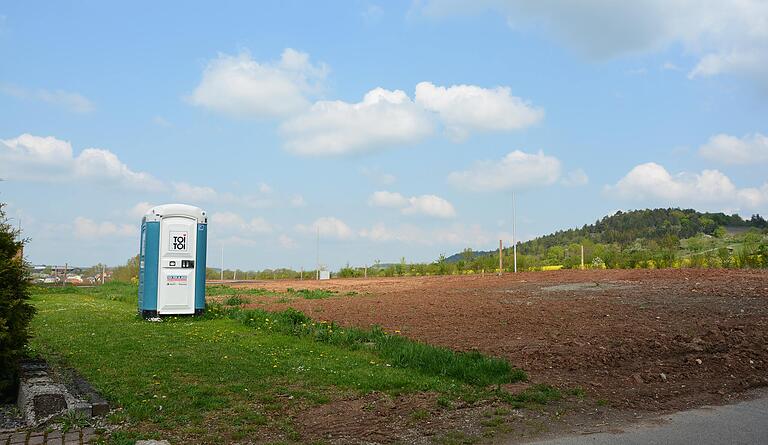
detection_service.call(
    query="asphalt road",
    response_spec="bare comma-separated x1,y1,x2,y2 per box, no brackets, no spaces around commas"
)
525,394,768,445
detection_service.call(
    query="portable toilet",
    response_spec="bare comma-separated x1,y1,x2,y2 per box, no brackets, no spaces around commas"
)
138,204,207,317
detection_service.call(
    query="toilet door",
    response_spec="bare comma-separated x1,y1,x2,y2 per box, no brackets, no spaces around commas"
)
157,216,197,314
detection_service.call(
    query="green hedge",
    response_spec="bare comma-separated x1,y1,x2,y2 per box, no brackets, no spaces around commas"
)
0,204,35,401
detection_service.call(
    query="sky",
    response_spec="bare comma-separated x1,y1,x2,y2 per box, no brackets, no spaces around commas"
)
1,0,767,270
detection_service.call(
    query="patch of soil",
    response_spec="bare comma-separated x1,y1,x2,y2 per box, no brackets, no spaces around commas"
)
232,269,768,413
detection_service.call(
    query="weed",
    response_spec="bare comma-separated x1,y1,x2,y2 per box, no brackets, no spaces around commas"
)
499,384,562,408
433,431,478,445
224,295,250,306
411,408,429,421
289,289,336,300
437,396,452,408
567,387,586,398
59,410,90,432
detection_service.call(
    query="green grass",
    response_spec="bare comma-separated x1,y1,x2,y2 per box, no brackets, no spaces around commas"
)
34,281,139,303
223,295,250,306
232,308,524,386
289,288,336,300
205,285,277,298
28,284,535,444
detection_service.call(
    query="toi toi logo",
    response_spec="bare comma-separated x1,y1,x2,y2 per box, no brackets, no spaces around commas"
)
172,233,187,251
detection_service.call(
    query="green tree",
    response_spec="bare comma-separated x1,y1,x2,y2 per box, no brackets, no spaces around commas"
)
112,255,140,282
0,203,36,401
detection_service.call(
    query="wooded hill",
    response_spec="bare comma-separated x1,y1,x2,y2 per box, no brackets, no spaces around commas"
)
447,208,768,263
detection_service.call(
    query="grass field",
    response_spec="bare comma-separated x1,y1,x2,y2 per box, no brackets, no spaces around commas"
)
28,283,552,444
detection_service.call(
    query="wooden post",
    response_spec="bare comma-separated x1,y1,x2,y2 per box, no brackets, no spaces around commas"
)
581,245,585,270
499,239,503,275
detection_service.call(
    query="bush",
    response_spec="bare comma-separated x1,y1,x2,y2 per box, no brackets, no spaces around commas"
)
0,203,36,401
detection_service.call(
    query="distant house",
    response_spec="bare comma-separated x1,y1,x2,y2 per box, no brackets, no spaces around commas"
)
65,275,84,284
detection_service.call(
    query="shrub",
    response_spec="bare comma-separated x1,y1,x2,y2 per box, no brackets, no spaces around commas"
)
0,203,36,402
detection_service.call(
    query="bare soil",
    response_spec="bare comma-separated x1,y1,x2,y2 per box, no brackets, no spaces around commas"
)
233,269,768,413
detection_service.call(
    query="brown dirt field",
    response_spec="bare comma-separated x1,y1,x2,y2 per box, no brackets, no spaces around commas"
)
230,269,768,413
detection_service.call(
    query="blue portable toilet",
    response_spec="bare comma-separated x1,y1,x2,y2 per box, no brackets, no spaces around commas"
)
138,204,207,317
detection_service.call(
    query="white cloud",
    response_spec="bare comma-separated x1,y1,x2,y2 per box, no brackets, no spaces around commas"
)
1,84,94,113
415,81,543,140
296,217,355,240
360,222,492,246
281,87,434,156
189,48,328,118
369,191,456,218
402,195,456,218
606,162,768,211
210,212,274,233
278,234,298,249
698,133,768,165
561,168,589,187
172,182,219,202
171,182,272,208
74,148,162,190
369,191,409,208
417,0,768,89
0,134,162,190
448,150,561,192
129,202,154,220
73,217,135,239
258,182,273,194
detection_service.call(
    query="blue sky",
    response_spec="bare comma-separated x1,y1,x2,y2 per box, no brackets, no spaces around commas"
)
1,1,767,270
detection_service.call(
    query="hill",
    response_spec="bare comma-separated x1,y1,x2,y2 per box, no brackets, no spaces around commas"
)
446,208,768,263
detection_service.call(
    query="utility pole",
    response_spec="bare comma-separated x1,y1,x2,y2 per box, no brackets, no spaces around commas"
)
512,192,517,273
316,225,320,280
220,246,224,281
62,263,68,287
498,239,503,275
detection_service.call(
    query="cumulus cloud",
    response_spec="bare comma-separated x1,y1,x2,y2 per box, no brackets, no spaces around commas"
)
416,0,768,89
448,150,561,192
73,217,135,239
368,191,456,218
360,222,491,246
211,211,274,233
561,168,589,187
368,191,409,208
281,87,434,156
698,133,768,165
172,182,219,202
278,234,298,249
606,162,768,211
415,81,543,140
172,182,272,208
189,48,328,118
1,84,94,113
403,195,456,218
129,202,154,220
0,134,162,190
296,217,355,240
